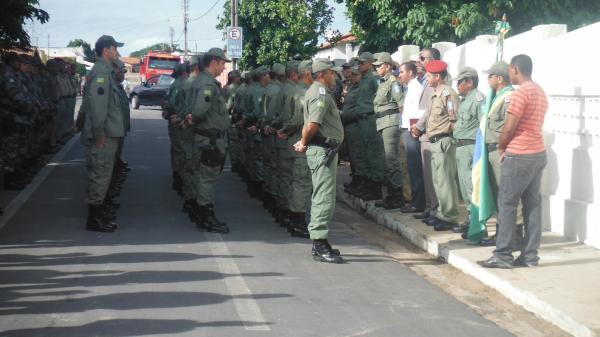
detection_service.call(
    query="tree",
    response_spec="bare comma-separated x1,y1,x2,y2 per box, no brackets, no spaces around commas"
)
0,0,49,52
67,39,95,62
338,0,600,53
129,42,182,58
217,0,334,68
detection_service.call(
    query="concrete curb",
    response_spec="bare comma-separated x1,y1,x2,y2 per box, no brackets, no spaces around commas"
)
338,189,595,337
0,135,80,231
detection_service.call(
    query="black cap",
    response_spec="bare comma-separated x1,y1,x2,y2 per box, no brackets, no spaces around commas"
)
94,35,124,54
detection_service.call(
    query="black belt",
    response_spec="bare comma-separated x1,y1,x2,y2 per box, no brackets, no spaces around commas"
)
429,133,452,143
308,136,340,148
376,109,400,118
487,143,498,152
358,111,375,119
455,139,475,147
194,128,223,139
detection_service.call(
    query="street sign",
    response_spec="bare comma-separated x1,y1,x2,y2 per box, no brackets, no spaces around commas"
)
227,26,243,59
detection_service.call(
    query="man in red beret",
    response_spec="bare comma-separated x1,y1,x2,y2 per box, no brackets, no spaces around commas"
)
421,60,461,231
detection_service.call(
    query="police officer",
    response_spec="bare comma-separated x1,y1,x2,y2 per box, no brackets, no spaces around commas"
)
226,70,242,173
179,54,204,225
341,63,367,196
81,35,125,232
186,48,231,233
372,52,405,209
452,67,484,233
278,60,312,238
165,63,189,194
355,52,385,200
294,58,343,264
420,60,461,231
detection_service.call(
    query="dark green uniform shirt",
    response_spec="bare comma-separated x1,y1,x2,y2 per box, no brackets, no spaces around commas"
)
453,89,484,140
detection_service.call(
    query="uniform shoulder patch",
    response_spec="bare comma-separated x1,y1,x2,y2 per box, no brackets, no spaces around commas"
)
319,87,326,95
476,92,485,102
96,77,105,84
504,95,511,103
442,88,450,97
204,89,212,96
392,83,401,94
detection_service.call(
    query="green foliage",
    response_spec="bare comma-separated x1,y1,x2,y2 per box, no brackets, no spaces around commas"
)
75,62,87,76
339,0,600,52
67,39,96,62
129,43,182,58
0,0,49,52
217,0,334,68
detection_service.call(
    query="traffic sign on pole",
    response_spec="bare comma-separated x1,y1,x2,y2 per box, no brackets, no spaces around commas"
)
227,26,243,59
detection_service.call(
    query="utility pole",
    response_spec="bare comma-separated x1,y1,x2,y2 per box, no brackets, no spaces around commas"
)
230,0,238,70
169,26,174,51
183,0,189,58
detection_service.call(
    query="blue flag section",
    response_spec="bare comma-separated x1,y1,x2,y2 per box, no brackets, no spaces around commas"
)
468,88,497,243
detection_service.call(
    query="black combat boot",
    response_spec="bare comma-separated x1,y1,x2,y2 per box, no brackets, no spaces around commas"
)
360,181,383,201
288,212,310,238
195,205,229,233
86,205,116,232
277,209,292,228
374,188,405,209
101,200,117,222
347,176,367,196
311,239,343,264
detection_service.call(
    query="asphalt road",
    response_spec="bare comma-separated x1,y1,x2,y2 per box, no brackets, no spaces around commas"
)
0,107,514,337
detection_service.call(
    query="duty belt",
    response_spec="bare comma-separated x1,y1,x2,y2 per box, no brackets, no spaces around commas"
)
194,128,223,139
487,143,499,152
358,111,375,119
308,135,340,149
429,133,452,143
455,139,475,147
376,109,400,118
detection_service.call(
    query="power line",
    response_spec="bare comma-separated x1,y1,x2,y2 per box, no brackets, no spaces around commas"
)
189,0,223,21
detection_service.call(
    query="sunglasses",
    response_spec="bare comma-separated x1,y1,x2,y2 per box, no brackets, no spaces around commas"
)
419,56,433,61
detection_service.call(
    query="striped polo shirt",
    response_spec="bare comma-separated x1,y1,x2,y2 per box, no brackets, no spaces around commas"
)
506,81,548,155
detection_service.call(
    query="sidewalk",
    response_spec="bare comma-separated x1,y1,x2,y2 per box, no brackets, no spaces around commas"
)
336,167,600,337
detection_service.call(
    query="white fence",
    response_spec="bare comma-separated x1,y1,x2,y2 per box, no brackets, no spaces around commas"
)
391,22,600,249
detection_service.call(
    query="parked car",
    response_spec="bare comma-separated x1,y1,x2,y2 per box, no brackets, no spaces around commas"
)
129,74,174,109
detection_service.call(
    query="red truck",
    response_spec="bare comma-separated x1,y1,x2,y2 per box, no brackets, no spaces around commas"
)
139,51,181,82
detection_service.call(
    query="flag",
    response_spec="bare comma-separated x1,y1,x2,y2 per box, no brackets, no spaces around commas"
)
468,88,497,243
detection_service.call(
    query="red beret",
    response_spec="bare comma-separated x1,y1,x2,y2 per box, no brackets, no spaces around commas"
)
425,60,447,73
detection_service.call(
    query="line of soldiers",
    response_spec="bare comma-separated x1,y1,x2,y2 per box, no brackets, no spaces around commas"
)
79,35,131,232
163,48,232,234
0,51,79,216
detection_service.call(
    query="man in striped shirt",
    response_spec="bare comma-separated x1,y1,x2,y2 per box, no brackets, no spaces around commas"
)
480,54,548,269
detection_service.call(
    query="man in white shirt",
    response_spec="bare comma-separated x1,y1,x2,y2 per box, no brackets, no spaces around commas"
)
398,61,425,213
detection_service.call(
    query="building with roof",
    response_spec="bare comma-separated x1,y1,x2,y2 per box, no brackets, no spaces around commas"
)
313,33,359,65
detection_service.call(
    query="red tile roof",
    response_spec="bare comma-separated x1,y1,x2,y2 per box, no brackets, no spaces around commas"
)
319,33,357,50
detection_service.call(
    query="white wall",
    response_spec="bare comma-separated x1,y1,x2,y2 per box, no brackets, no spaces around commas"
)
314,43,359,62
427,23,600,248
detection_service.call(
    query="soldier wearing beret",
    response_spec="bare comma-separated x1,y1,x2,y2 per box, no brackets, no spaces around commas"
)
81,35,125,232
452,67,484,234
422,60,461,231
372,52,406,209
294,58,343,264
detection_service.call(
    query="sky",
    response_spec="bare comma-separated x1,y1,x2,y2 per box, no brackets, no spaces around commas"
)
28,0,352,56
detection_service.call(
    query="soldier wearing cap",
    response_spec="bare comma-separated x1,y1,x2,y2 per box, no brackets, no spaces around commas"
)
422,60,461,231
241,67,265,198
341,63,368,196
452,67,485,234
184,48,231,233
294,58,343,264
276,60,312,238
372,52,405,209
235,70,252,181
355,51,386,201
261,63,284,219
478,61,523,246
165,62,189,194
81,35,125,232
274,61,301,232
179,54,205,225
226,69,243,175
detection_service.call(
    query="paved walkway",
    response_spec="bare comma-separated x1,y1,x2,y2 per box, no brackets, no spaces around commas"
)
0,112,515,337
337,168,600,337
